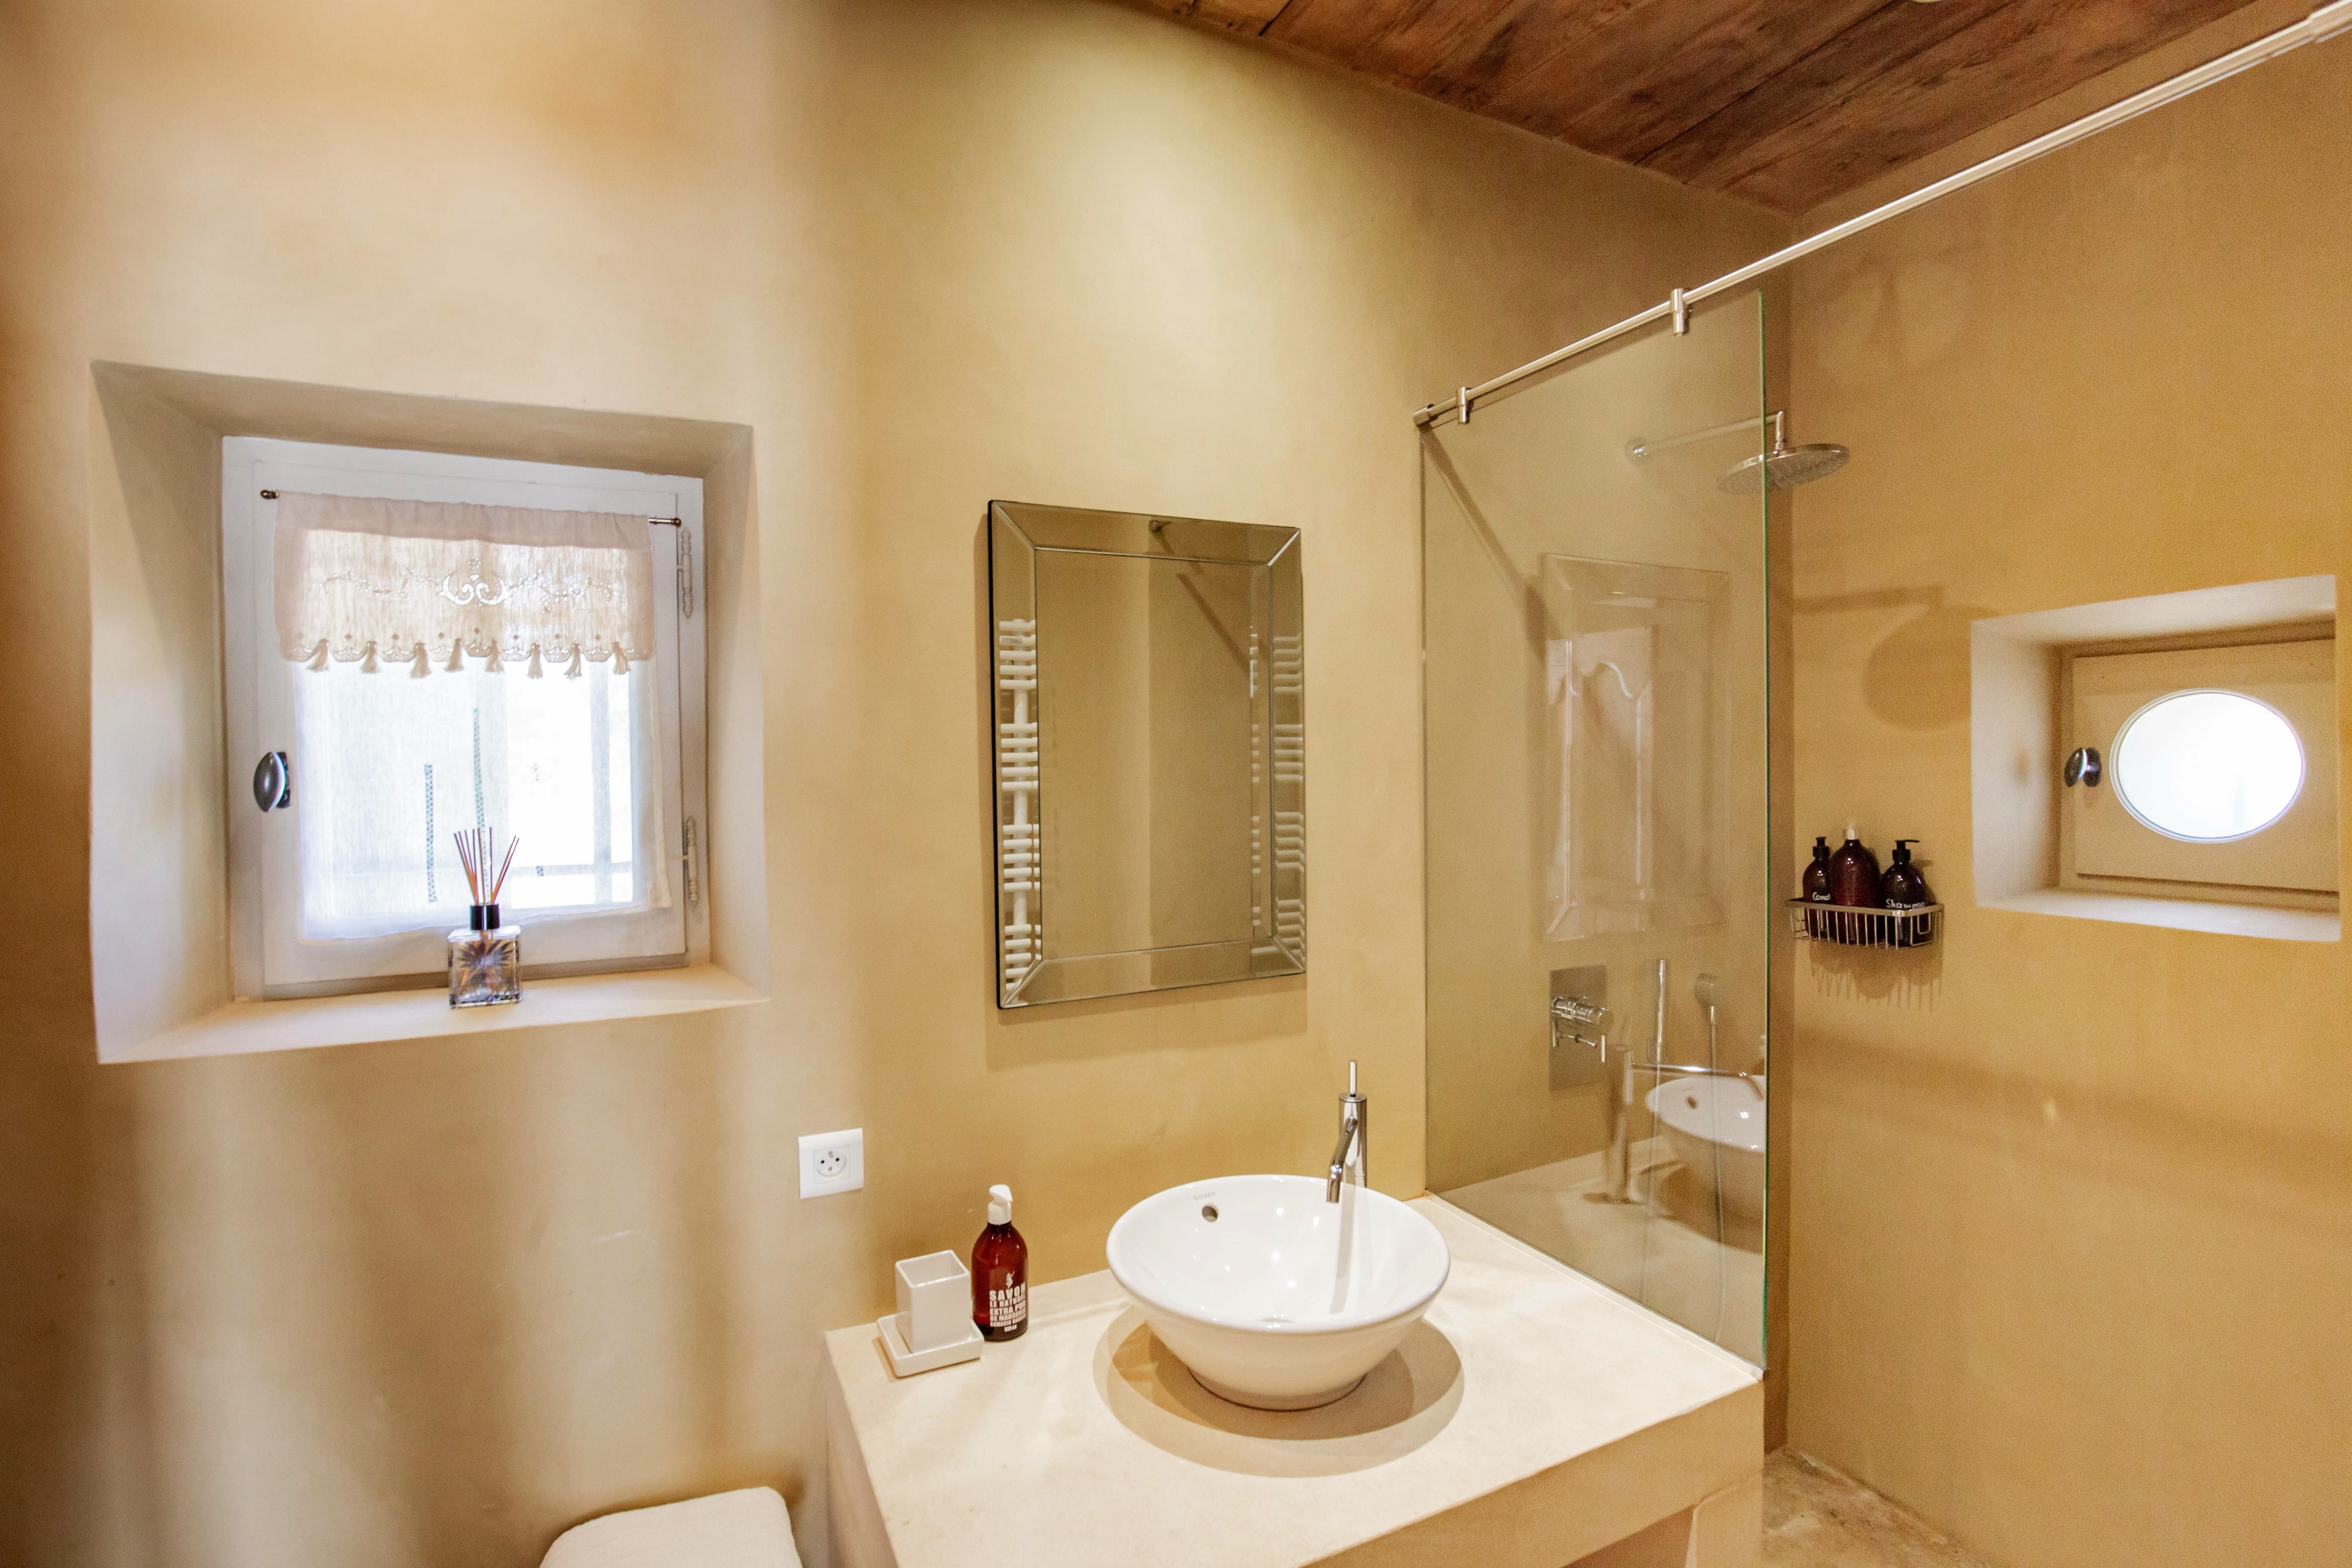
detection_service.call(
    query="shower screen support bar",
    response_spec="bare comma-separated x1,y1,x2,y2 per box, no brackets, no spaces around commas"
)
1413,0,2352,431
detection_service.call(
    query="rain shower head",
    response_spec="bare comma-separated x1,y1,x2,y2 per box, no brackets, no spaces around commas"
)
1716,411,1847,493
1626,410,1849,493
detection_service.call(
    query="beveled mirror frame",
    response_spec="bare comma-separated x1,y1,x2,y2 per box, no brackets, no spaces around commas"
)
989,500,1305,1008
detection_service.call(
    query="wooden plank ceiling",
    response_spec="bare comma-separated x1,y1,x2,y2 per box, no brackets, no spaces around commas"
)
1139,0,2263,211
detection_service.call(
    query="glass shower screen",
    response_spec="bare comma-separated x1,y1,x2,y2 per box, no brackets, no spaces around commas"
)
1421,293,1771,1364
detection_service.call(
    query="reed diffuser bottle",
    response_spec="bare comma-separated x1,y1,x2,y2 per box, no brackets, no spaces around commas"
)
449,828,523,1008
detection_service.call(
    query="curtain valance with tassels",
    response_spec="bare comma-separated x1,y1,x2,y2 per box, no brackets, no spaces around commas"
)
273,492,657,677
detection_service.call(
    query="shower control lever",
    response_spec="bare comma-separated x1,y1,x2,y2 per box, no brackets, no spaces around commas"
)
1550,995,1609,1060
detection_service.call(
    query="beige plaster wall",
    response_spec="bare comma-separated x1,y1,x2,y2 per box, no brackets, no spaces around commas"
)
1785,15,2352,1566
0,1,1782,1564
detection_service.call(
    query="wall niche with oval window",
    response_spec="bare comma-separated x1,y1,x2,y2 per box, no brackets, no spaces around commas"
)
1972,576,2338,942
2063,635,2336,907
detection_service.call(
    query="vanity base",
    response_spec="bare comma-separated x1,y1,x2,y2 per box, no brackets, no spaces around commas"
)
825,1195,1761,1568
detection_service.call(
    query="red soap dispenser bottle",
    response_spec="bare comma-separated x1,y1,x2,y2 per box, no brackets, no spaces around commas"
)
971,1184,1028,1342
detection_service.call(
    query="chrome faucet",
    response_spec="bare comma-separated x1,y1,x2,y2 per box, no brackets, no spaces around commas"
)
1326,1060,1368,1202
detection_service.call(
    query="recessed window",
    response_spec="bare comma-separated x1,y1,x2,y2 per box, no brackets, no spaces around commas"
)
2111,689,2304,842
2064,635,2336,908
222,439,708,998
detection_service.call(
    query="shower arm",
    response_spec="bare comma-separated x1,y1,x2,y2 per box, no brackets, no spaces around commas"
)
1626,410,1785,463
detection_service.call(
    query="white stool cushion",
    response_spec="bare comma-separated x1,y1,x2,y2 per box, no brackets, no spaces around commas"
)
541,1487,801,1568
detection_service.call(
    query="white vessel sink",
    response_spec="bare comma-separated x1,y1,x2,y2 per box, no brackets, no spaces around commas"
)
1106,1174,1451,1410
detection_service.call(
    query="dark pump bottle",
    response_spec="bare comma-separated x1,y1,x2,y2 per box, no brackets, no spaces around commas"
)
1881,839,1932,910
1881,839,1933,948
1826,825,1880,906
971,1184,1029,1342
1802,836,1833,937
1824,825,1880,943
1803,836,1833,903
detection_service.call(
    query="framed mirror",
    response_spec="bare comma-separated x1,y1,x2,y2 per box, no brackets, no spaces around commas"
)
989,501,1305,1008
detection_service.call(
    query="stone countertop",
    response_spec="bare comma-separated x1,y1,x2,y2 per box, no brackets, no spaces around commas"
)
824,1195,1762,1568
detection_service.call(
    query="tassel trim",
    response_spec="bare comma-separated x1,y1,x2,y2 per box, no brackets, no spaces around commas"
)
290,636,651,675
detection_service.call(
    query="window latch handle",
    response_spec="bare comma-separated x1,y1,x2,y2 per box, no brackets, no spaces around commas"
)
2065,746,2102,788
253,751,291,812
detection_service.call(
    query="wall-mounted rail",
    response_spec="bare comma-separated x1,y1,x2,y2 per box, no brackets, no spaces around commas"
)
1415,0,2352,431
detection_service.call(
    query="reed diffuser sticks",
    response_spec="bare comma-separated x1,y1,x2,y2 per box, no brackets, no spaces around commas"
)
452,827,520,908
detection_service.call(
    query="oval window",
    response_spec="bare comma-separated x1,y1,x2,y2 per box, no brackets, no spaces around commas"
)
2112,689,2304,842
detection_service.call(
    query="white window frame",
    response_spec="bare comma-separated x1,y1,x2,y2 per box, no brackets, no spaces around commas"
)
222,438,708,998
2059,627,2337,913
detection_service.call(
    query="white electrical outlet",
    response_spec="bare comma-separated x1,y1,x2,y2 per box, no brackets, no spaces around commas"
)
798,1128,864,1197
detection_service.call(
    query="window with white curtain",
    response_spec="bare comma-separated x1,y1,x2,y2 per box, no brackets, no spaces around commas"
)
221,439,707,997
